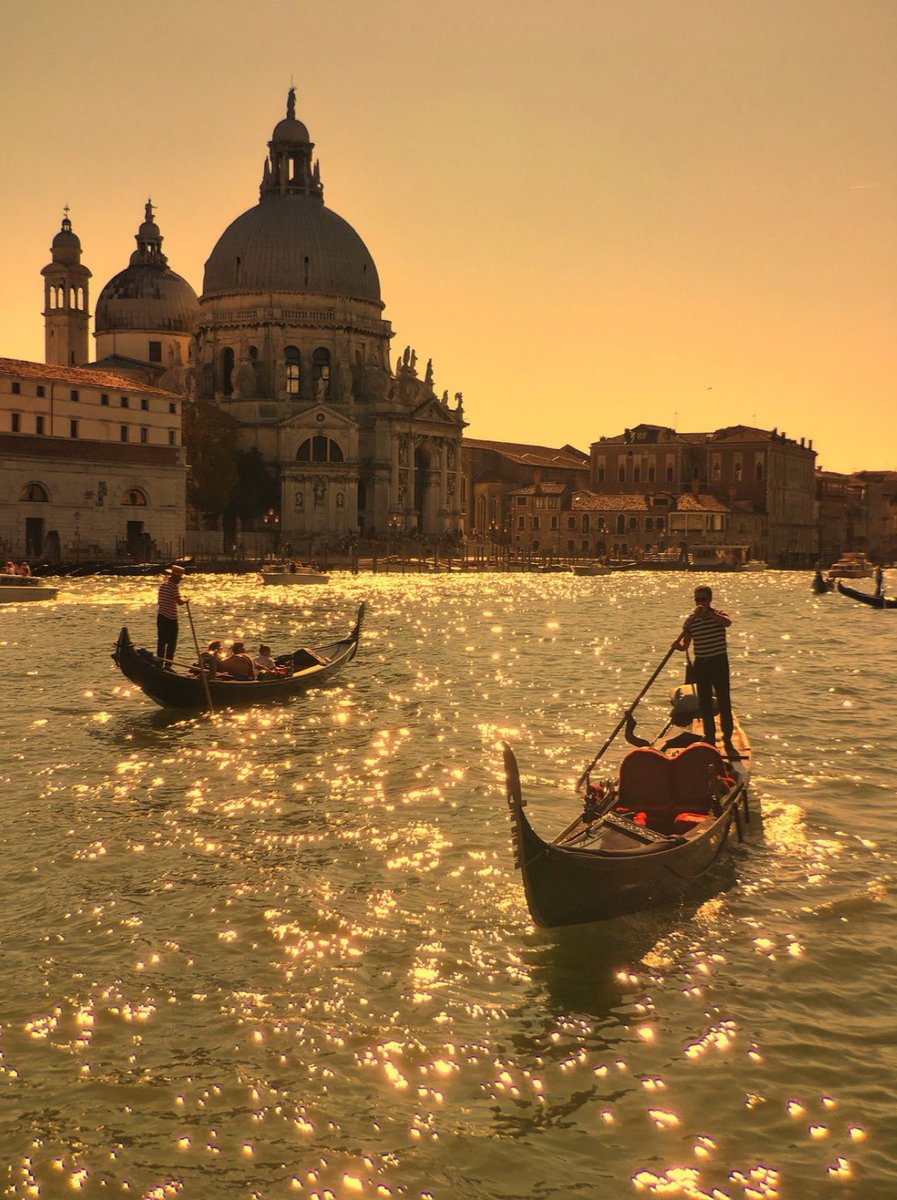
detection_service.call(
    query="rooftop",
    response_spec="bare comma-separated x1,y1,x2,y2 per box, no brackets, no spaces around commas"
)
0,357,181,398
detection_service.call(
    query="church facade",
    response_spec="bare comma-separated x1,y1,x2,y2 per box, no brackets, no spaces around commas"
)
2,90,465,561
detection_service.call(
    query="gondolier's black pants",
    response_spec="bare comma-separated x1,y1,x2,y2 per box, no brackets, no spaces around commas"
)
693,652,733,745
157,614,178,667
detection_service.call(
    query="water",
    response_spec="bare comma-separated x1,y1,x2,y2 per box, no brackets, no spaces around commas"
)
0,571,894,1199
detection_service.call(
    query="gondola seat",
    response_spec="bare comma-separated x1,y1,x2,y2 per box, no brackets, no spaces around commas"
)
618,742,726,833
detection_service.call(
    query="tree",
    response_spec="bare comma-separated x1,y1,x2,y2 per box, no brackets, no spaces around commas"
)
226,448,280,527
182,400,239,517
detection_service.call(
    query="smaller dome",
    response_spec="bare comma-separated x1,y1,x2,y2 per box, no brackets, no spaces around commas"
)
271,115,310,145
50,216,82,265
96,266,199,334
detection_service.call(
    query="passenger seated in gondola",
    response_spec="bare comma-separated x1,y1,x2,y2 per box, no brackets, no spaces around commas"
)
625,686,710,754
254,643,276,673
196,640,223,678
220,641,256,680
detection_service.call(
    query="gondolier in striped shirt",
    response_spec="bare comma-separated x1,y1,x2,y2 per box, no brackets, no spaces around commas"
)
157,564,187,668
678,584,734,751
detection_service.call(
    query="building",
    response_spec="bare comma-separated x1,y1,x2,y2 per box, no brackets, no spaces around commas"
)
0,357,186,560
4,89,466,559
590,423,818,565
462,438,590,542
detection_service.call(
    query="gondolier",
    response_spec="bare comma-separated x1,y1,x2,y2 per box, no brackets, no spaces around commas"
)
156,565,187,668
678,584,735,752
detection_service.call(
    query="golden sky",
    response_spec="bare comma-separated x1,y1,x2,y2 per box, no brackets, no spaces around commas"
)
3,0,895,473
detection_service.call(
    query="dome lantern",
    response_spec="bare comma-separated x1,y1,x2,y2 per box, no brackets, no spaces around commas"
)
260,86,323,203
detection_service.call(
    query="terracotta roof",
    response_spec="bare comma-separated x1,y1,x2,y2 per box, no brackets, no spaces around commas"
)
0,357,180,398
509,481,568,496
571,491,651,512
463,437,588,469
676,492,731,512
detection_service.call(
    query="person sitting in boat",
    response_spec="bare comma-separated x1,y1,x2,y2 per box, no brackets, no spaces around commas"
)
198,640,224,678
220,641,256,680
625,686,708,753
4,560,16,574
253,643,281,679
17,561,32,577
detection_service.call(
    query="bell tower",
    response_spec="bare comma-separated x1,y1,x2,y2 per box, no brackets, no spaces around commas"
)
41,209,91,366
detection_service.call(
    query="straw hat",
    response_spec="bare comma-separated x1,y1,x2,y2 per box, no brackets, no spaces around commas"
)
168,564,185,577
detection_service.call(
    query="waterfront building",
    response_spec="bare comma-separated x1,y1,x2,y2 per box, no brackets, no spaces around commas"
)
462,438,590,542
590,423,818,566
0,357,186,560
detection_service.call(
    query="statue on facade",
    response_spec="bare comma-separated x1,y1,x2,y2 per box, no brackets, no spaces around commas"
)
316,374,328,402
425,358,434,387
295,490,304,511
313,480,326,507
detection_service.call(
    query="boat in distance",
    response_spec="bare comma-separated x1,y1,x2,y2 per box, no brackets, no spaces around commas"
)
826,552,874,579
504,714,751,928
112,603,364,708
260,562,329,585
0,575,58,603
836,580,897,609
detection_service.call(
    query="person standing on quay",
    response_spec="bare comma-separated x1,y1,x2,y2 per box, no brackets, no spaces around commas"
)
678,584,734,751
157,564,187,668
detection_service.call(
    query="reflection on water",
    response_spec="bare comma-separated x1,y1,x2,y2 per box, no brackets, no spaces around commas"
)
0,572,895,1197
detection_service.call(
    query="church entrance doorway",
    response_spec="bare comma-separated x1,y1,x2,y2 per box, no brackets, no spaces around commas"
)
25,517,44,558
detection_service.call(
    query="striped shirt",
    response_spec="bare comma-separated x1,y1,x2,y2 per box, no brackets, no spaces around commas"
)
686,610,729,658
157,577,182,619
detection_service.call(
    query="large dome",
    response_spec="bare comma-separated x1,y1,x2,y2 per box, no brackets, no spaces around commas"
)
202,195,381,302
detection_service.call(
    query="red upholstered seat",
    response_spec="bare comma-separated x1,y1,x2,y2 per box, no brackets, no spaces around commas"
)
618,742,725,831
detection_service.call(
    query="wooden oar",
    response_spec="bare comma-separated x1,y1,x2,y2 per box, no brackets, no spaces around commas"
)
576,636,682,792
184,600,215,714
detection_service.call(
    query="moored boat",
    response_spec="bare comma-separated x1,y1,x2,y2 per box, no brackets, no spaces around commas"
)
504,708,751,928
112,603,364,708
0,575,58,603
571,562,613,577
836,580,897,610
260,562,329,585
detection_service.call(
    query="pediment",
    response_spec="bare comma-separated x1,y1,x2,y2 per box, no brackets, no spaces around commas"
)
409,397,464,426
277,403,358,433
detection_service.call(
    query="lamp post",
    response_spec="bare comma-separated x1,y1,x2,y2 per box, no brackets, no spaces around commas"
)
262,507,281,557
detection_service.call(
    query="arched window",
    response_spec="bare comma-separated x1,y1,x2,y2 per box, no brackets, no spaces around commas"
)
312,347,331,399
20,483,49,502
296,436,345,463
123,488,147,506
221,347,235,396
285,346,301,396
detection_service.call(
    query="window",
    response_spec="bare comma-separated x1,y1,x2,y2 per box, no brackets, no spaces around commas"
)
20,483,49,502
517,515,525,530
121,396,129,408
101,393,109,406
120,426,129,442
296,437,344,463
628,516,638,531
168,430,176,446
168,402,177,414
645,517,653,531
11,412,21,432
582,514,590,533
37,386,45,398
148,340,162,363
597,464,605,483
755,459,764,481
11,382,20,394
71,389,79,402
70,419,78,438
123,489,147,506
647,464,656,482
36,416,44,435
515,496,527,507
551,516,558,530
531,516,540,530
141,397,149,411
567,540,576,552
618,463,626,482
734,457,743,482
633,464,641,482
221,347,235,396
140,427,149,444
616,514,626,534
567,516,576,530
284,346,301,396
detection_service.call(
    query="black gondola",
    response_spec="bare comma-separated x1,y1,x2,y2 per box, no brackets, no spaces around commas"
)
836,580,897,609
504,712,751,928
112,603,365,708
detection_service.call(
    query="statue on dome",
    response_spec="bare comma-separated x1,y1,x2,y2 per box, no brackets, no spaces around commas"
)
287,87,297,121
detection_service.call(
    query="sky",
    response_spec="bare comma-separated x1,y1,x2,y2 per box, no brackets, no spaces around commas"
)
2,0,895,473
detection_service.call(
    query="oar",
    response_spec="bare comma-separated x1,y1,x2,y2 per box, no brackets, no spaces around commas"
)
576,636,682,792
184,599,215,714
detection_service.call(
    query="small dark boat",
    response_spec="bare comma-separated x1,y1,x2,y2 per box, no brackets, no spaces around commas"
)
504,715,751,928
812,570,834,594
112,603,365,708
836,580,897,609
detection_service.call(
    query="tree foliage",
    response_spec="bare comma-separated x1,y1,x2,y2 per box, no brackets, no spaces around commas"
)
182,400,239,516
226,448,280,524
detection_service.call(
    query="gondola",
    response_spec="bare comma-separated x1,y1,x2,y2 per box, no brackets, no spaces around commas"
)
504,708,751,928
812,570,834,594
836,580,897,609
112,603,365,708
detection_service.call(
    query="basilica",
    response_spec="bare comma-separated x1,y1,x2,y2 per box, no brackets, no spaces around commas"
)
3,89,465,559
